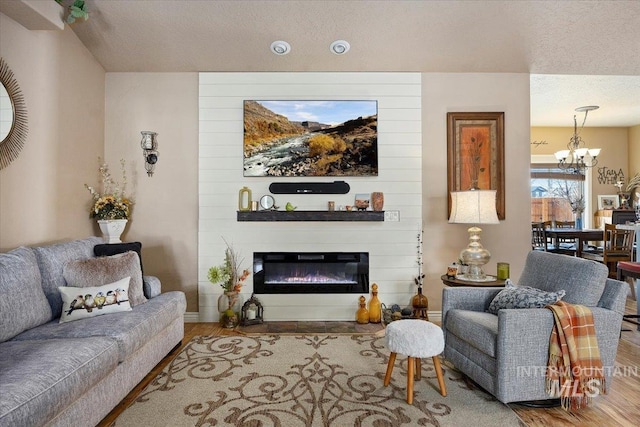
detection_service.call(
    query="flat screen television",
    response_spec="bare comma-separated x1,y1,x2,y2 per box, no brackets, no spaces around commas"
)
243,100,378,177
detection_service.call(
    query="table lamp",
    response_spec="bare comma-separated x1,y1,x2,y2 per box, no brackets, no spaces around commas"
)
449,189,500,281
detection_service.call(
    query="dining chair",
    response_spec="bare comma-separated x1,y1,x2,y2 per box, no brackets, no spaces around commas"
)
531,222,551,251
582,224,635,278
555,220,578,250
542,220,576,255
556,220,575,227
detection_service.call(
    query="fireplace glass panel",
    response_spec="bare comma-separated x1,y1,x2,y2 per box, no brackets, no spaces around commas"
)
253,252,369,294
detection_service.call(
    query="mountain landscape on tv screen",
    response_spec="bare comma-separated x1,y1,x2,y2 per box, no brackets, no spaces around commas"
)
243,100,378,177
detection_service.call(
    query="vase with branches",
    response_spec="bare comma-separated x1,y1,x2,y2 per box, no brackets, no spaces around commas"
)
411,230,428,319
553,179,584,228
208,238,250,328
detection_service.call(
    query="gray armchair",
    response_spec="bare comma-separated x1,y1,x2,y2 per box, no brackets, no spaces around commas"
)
442,251,627,404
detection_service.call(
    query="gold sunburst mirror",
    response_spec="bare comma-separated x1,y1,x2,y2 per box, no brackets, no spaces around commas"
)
0,57,28,169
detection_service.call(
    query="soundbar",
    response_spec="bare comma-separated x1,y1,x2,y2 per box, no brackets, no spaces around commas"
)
269,181,351,194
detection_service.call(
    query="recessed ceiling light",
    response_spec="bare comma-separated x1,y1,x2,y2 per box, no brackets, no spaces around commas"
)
330,40,350,55
270,41,291,55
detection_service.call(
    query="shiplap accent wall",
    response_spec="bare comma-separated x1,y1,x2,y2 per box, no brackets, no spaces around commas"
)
198,73,422,321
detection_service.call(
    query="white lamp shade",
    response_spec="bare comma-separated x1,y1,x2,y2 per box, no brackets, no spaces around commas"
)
449,190,500,225
554,150,570,161
574,147,589,158
588,148,601,157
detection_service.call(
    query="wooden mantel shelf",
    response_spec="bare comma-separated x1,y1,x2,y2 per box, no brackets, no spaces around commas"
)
237,210,385,222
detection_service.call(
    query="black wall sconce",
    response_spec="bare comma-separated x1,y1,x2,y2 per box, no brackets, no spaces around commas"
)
140,131,158,177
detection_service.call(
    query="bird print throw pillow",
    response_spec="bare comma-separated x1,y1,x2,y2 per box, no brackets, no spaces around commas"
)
63,251,147,307
58,276,132,323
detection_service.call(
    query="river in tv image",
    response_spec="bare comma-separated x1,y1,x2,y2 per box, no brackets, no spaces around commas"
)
244,133,314,177
243,100,378,177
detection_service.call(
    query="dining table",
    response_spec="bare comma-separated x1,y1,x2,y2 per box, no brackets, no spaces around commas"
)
546,228,604,257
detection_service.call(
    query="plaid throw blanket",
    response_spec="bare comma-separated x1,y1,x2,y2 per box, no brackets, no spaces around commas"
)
545,301,606,411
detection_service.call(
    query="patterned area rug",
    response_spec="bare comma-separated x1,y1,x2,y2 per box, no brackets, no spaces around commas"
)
113,335,523,426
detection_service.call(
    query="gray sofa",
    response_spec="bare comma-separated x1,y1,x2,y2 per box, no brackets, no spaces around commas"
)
442,250,627,404
0,237,186,427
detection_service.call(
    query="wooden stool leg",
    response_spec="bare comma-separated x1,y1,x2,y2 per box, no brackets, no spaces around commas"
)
384,352,396,386
432,355,447,397
407,356,414,404
416,357,422,380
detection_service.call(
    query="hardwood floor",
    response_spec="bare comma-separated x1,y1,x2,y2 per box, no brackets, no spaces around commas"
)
98,299,640,426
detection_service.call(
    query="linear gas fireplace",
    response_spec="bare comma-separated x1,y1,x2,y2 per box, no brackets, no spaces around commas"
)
253,252,369,294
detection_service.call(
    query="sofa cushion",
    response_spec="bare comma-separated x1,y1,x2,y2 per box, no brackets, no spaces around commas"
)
518,251,609,306
32,236,103,319
94,241,144,288
63,251,147,307
0,337,118,427
487,279,565,315
0,247,52,342
59,277,132,323
445,309,499,358
445,332,497,377
11,291,186,362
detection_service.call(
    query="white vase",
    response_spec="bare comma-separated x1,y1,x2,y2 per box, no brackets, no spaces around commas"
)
97,219,128,244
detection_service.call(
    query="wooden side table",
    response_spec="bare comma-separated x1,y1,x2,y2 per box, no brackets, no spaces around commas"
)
440,274,506,287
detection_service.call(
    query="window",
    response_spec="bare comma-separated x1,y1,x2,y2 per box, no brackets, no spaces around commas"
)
531,163,585,223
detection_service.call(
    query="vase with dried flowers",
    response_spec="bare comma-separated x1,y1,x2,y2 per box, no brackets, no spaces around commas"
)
553,180,584,229
208,239,250,328
85,158,133,243
411,230,428,319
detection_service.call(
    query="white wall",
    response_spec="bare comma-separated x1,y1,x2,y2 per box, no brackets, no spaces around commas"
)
198,72,422,321
421,73,532,309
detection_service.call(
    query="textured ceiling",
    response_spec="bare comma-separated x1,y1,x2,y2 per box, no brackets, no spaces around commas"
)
530,75,640,127
64,0,640,126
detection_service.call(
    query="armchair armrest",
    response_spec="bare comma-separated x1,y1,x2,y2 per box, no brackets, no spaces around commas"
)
598,278,627,315
442,287,503,330
143,275,162,299
497,308,555,351
495,308,555,399
494,305,623,400
496,306,622,357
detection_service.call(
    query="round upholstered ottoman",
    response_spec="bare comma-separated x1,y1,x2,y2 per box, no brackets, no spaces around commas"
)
383,319,446,404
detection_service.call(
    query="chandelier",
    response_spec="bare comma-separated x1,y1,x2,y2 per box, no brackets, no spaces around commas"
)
554,105,600,173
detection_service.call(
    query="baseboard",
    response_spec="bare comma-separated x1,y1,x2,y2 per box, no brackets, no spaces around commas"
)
184,311,442,324
183,312,200,323
429,311,442,324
